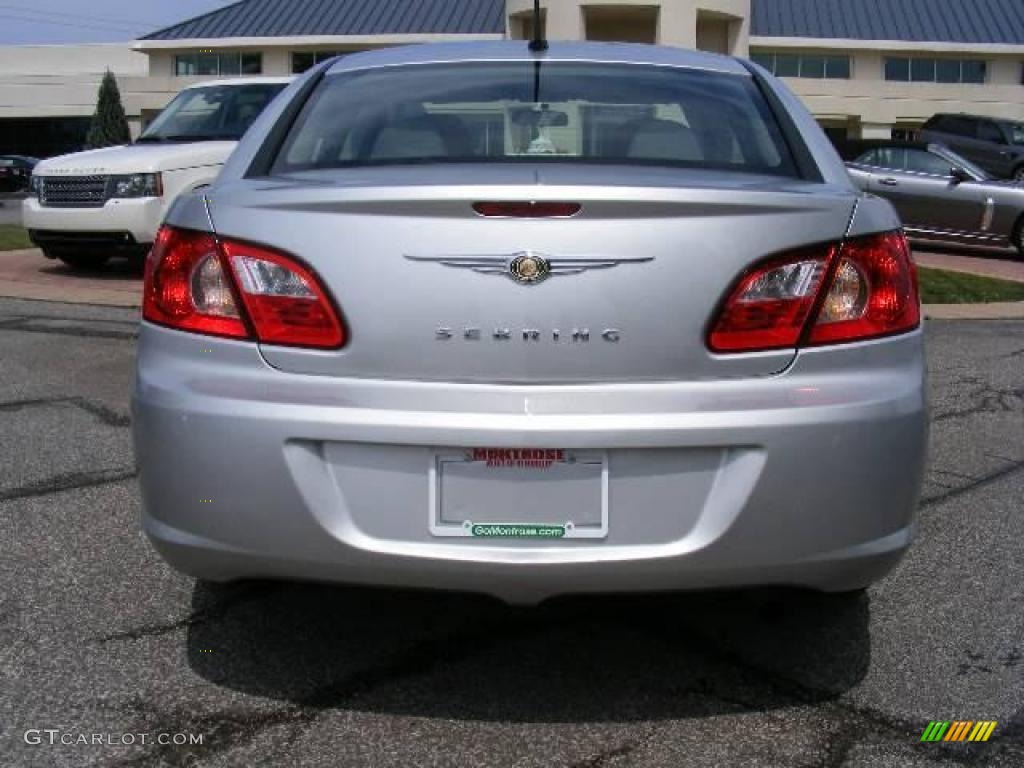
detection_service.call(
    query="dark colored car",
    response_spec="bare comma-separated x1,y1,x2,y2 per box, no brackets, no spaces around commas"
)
844,140,1024,256
920,114,1024,181
0,155,39,194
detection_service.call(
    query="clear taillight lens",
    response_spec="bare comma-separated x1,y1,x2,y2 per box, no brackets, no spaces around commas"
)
143,226,346,349
709,231,919,353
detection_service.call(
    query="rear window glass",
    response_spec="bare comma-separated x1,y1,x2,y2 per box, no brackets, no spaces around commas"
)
271,62,798,177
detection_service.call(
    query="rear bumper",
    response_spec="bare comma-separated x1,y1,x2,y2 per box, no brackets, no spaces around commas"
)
133,323,928,604
22,196,162,249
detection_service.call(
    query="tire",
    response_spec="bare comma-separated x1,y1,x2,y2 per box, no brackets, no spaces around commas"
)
1012,216,1024,259
46,249,110,271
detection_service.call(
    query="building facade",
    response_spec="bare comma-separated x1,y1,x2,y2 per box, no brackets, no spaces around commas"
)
1,0,1023,156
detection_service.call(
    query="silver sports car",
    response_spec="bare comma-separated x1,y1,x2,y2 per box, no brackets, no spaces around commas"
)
133,42,927,605
846,141,1024,256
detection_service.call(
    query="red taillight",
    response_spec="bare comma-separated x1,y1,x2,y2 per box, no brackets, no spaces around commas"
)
143,226,346,349
807,231,919,345
709,231,919,353
143,227,248,339
220,238,345,348
473,201,581,218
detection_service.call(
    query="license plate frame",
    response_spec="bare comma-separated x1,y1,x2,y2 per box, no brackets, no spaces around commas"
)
428,448,609,539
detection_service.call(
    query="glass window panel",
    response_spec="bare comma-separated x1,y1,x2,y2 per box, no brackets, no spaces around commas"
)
750,52,774,72
219,53,241,75
292,52,315,74
977,121,1004,143
175,55,197,76
825,56,850,79
774,54,799,77
961,60,986,84
854,149,879,166
911,58,936,82
935,60,960,83
800,56,825,78
241,53,262,75
196,54,219,76
873,147,906,171
906,150,953,176
885,58,910,81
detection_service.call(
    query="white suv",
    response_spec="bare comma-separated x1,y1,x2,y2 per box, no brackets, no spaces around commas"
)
23,77,291,270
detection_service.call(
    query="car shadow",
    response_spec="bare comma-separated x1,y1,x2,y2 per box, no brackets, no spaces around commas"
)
186,581,870,722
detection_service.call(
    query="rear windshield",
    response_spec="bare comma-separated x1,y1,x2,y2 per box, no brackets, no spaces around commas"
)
271,62,798,177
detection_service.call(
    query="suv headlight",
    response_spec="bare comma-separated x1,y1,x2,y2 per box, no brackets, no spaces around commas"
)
28,174,42,198
109,173,162,199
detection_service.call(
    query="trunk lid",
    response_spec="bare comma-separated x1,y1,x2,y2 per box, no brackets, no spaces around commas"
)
207,166,856,383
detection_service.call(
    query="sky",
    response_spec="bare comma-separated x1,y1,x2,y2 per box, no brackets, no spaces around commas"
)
0,0,237,44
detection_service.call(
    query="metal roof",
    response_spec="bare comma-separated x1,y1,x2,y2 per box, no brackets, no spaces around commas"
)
143,0,1024,46
142,0,506,40
751,0,1024,44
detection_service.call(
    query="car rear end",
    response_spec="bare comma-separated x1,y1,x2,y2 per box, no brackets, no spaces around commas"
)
133,44,927,605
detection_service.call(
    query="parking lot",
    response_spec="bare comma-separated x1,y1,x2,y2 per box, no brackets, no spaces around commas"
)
0,274,1021,766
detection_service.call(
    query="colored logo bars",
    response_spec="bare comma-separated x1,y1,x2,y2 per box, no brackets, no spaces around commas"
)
921,721,997,742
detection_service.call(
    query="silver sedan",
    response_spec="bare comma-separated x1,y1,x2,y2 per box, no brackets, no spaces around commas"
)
846,141,1024,256
133,42,927,605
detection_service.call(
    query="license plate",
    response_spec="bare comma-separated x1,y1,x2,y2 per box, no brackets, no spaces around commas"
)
429,448,608,539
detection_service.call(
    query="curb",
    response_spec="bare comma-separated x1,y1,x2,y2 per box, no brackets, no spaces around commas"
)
923,302,1024,320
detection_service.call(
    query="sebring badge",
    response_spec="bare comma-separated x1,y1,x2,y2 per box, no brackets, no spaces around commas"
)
404,251,653,285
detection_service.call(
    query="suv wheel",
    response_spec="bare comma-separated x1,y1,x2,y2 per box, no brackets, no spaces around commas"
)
46,249,110,271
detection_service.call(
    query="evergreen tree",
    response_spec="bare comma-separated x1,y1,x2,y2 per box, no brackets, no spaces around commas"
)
85,70,132,149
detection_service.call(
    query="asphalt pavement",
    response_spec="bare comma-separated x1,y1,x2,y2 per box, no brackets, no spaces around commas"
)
0,196,25,226
0,296,1021,767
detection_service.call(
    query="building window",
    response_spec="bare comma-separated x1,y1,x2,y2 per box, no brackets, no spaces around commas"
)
885,58,987,84
291,51,342,74
751,52,851,79
175,52,262,77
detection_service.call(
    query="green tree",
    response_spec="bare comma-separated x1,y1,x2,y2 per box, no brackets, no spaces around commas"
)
85,70,132,149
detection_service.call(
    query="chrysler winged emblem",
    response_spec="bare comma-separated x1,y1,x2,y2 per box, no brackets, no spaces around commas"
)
404,251,653,285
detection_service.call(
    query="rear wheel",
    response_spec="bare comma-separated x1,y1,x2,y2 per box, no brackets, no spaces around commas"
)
46,249,110,271
1012,216,1024,258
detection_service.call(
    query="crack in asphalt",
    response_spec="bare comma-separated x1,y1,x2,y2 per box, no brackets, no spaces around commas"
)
97,584,276,643
0,467,138,502
931,385,1023,423
0,318,137,340
633,612,1024,767
919,457,1024,509
568,742,638,768
0,311,137,327
108,615,551,767
0,394,130,427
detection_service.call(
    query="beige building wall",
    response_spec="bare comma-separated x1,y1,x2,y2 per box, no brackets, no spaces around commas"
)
507,0,750,55
751,40,1024,139
0,44,155,135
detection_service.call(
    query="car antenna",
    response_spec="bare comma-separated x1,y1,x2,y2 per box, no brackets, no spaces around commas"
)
528,0,548,52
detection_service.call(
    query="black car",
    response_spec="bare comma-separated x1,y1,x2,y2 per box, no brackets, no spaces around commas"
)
920,114,1024,181
0,155,39,194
